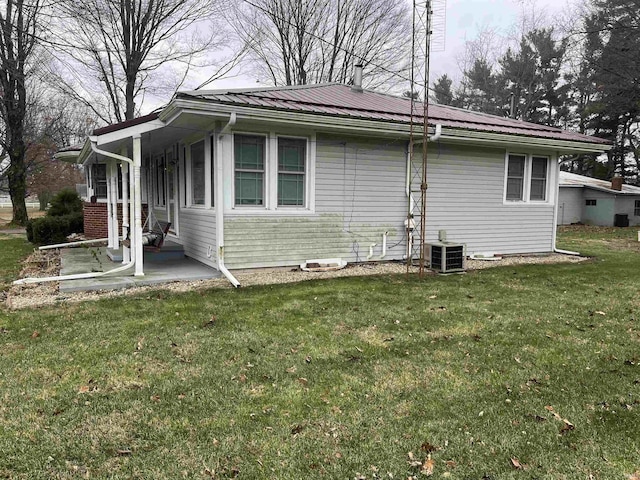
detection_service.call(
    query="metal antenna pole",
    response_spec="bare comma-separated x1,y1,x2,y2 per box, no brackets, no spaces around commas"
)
407,0,434,278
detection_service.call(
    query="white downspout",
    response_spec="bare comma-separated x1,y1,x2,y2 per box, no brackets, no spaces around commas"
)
110,161,119,251
106,161,114,248
13,140,142,285
216,113,240,288
367,243,377,260
132,135,144,276
121,149,130,263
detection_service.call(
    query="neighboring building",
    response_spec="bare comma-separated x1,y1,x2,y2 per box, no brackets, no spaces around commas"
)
63,80,610,280
558,171,640,226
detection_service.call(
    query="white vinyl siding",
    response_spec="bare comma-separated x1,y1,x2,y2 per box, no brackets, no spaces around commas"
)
423,144,556,255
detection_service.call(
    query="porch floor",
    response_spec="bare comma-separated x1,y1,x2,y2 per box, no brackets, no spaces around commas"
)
59,246,221,293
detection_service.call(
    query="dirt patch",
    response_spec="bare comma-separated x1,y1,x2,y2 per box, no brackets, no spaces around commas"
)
4,251,588,311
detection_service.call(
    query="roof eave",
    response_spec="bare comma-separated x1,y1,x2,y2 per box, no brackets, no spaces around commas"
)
165,98,611,154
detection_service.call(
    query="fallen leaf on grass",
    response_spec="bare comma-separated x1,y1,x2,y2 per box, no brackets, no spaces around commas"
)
511,458,527,470
407,451,422,468
203,315,216,328
116,448,132,456
297,377,308,386
421,455,435,476
628,471,640,480
150,395,160,402
136,337,144,351
31,330,39,338
291,424,304,435
420,442,438,453
78,386,90,394
286,366,297,374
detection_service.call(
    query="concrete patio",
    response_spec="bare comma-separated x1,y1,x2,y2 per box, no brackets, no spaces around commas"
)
59,244,221,292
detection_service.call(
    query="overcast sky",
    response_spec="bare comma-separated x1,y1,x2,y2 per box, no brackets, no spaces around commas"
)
150,0,574,108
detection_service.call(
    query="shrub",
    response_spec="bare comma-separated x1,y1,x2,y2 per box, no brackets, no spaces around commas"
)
29,212,84,245
47,189,83,217
26,218,34,243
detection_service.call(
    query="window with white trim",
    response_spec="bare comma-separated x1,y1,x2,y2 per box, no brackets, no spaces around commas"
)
505,153,550,203
234,134,265,206
190,140,205,206
232,132,313,211
278,137,306,206
634,200,640,216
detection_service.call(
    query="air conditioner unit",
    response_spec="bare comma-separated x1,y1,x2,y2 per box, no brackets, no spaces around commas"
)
427,242,466,273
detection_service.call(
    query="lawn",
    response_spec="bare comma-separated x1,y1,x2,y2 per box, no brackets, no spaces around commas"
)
1,227,639,479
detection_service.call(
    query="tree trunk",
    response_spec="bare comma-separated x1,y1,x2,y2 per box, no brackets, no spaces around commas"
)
7,144,28,226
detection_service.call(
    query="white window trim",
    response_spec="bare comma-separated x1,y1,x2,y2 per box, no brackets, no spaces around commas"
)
503,152,552,205
184,135,215,211
229,131,316,214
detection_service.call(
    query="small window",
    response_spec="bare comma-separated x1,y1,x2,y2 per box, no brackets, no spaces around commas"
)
278,137,306,206
530,157,548,201
586,199,597,206
234,134,265,206
92,164,107,199
190,140,205,205
91,164,121,199
155,155,166,206
506,154,526,201
635,200,640,216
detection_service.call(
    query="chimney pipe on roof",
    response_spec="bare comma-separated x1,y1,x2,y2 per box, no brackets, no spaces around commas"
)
611,176,624,191
352,64,363,92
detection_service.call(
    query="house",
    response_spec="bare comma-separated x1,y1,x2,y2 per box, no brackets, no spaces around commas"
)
558,171,640,226
62,78,610,285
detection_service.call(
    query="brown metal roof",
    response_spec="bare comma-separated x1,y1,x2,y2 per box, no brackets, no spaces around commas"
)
92,112,160,136
178,84,610,146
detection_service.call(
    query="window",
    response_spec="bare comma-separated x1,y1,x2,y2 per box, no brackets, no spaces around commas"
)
530,157,548,201
155,155,166,206
91,164,121,199
278,137,306,206
506,154,526,201
234,134,265,206
505,154,550,203
190,140,205,205
635,200,640,216
91,164,107,199
585,199,597,206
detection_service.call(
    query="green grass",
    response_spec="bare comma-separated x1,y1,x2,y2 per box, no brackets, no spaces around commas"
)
1,226,640,479
0,234,34,291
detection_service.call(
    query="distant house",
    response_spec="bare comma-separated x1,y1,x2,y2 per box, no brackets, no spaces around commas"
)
61,79,610,284
558,171,640,226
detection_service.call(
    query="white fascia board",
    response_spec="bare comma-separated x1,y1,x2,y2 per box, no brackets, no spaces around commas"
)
94,118,166,146
162,99,612,153
439,131,610,154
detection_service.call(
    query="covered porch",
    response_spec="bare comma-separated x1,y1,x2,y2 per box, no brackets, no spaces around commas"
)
58,243,220,292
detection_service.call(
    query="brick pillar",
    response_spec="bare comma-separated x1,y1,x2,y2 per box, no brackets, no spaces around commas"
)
83,202,149,239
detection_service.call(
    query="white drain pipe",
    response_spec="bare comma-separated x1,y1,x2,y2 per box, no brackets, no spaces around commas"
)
13,142,139,285
216,113,240,288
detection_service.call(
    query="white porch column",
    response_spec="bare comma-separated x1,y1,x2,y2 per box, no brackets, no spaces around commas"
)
106,161,114,248
133,134,144,276
111,160,120,251
121,151,130,263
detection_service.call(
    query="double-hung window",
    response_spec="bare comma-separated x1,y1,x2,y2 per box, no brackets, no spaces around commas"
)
635,200,640,216
234,134,265,206
278,137,306,206
505,153,550,203
190,140,205,206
